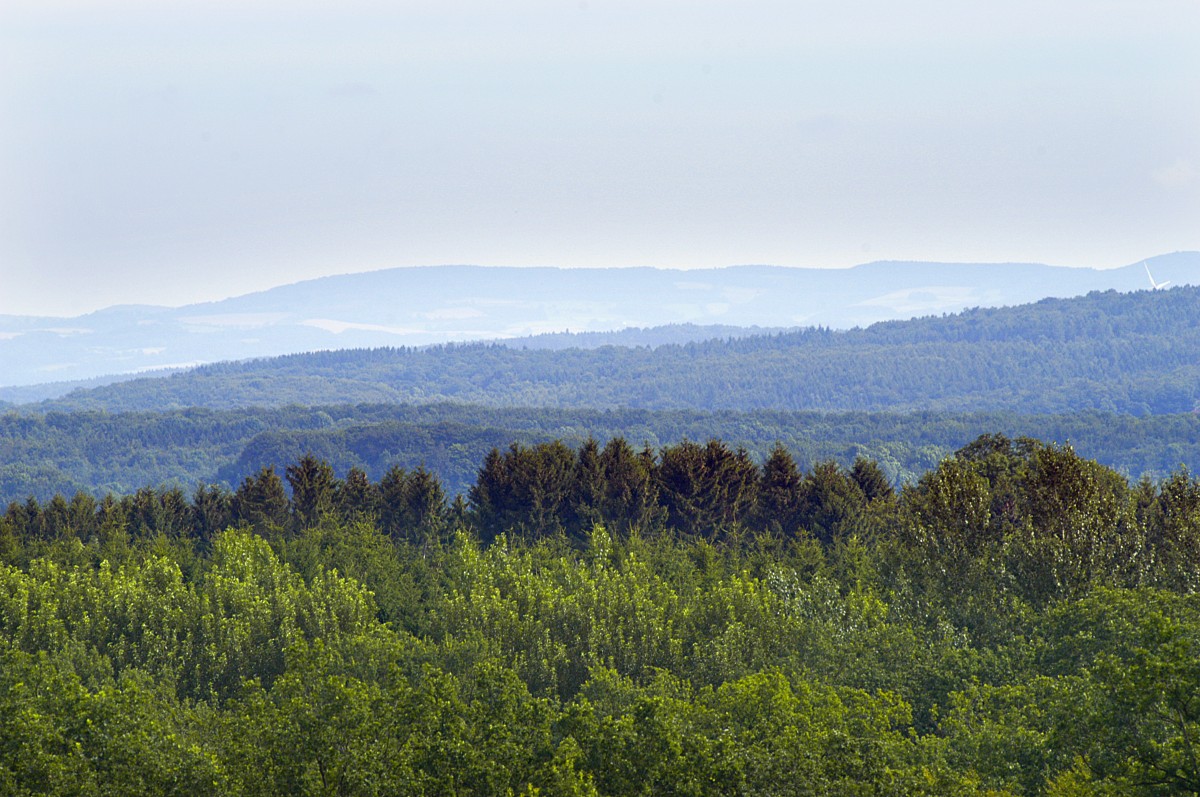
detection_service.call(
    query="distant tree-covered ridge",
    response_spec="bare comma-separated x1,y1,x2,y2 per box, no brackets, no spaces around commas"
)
5,434,1200,794
4,402,1200,503
27,285,1200,415
7,255,1197,388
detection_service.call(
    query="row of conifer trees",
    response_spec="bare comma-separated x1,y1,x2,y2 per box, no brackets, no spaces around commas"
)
5,433,1200,601
1,437,895,548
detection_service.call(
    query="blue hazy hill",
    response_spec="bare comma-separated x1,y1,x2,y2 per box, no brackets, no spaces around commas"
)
1,253,1196,390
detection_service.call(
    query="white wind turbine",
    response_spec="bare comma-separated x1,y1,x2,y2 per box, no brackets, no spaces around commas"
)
1144,261,1171,290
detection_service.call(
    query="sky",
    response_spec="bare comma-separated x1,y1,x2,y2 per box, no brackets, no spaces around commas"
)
2,0,1198,317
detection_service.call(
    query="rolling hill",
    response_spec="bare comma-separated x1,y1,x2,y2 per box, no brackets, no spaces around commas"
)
24,284,1200,417
2,252,1196,389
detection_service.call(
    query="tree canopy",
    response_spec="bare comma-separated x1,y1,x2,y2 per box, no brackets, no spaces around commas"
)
3,436,1200,793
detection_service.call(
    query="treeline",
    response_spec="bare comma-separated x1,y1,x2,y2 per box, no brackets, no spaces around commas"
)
7,433,1200,601
29,285,1200,415
1,437,883,555
6,401,1200,503
4,435,1200,793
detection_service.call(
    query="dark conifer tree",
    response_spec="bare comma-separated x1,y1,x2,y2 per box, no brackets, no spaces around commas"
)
192,483,233,546
796,461,867,545
850,457,894,503
129,487,161,538
755,444,803,537
96,493,129,547
286,454,336,530
599,437,663,536
513,441,576,540
469,448,508,543
67,492,99,541
232,466,289,536
570,438,606,538
41,494,71,540
708,441,759,533
658,440,709,537
402,465,448,545
336,466,379,523
128,487,190,538
20,497,44,541
381,463,447,543
379,464,409,539
3,500,33,543
0,516,16,564
160,487,191,537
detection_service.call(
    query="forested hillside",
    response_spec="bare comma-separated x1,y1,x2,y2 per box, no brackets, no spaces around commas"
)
5,285,1198,794
4,402,1200,503
0,325,782,405
6,254,1196,388
31,286,1200,415
4,436,1200,794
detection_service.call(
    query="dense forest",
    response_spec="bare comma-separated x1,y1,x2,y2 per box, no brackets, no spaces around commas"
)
3,435,1200,794
4,402,1200,503
23,286,1200,416
4,283,1200,793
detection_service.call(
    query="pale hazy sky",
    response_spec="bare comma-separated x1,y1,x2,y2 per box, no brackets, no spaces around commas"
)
2,0,1198,316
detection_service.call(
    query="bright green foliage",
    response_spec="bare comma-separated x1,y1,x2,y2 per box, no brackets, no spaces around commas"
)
0,649,224,796
2,438,1200,794
1145,469,1200,593
942,588,1200,796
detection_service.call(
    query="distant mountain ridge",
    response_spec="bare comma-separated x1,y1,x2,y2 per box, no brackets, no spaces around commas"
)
1,253,1196,388
23,284,1200,417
